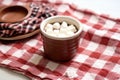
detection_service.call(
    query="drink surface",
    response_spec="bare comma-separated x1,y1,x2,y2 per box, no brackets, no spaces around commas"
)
44,21,78,38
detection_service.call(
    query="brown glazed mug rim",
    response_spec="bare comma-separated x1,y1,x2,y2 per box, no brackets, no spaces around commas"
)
40,15,83,40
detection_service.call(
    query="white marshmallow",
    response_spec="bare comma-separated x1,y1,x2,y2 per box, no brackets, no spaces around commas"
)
68,25,77,33
59,27,67,34
45,23,53,31
66,31,74,36
53,30,59,33
53,30,59,36
61,21,68,28
46,30,56,37
53,22,61,29
44,22,77,38
46,28,53,34
58,33,66,37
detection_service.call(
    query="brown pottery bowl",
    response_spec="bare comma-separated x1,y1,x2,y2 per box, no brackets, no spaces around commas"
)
0,4,31,23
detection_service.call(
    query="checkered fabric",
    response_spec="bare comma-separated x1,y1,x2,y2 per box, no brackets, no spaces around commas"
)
0,0,120,80
0,2,57,37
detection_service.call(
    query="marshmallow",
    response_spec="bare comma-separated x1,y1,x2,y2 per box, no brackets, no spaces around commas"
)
59,27,67,33
53,30,59,36
61,21,68,28
68,25,77,33
66,31,74,36
44,23,53,31
53,22,61,29
44,21,77,37
58,33,66,37
53,30,59,33
46,29,56,37
46,28,53,33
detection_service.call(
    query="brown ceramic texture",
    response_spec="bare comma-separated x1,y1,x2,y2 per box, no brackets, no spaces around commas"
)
40,16,83,62
41,34,80,62
0,3,31,23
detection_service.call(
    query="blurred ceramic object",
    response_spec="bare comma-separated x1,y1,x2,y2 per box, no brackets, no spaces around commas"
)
0,3,31,23
40,16,83,62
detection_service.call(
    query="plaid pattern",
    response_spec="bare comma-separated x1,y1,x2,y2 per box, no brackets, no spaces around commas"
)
0,0,120,80
0,2,57,37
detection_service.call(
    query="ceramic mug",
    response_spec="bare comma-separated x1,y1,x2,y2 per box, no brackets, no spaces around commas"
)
40,16,83,62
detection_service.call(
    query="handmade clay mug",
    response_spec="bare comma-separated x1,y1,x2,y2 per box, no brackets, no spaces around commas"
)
40,16,83,62
0,3,31,23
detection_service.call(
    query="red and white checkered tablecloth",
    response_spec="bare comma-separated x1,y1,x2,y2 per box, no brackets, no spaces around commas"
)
0,0,120,80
